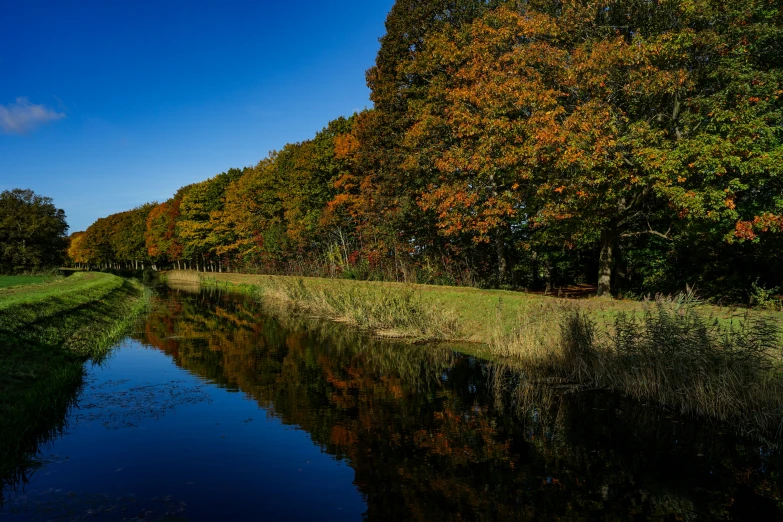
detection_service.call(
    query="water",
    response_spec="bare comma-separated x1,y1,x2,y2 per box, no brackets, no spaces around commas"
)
2,287,782,521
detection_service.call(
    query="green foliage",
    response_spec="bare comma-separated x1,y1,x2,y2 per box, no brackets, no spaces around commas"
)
177,168,244,264
750,280,782,310
0,189,68,273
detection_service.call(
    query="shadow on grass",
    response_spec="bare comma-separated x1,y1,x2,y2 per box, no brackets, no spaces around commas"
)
493,291,783,441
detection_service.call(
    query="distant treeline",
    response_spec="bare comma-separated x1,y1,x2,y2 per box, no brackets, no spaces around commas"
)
69,1,783,301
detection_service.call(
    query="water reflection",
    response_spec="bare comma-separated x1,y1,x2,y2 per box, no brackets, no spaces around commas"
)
133,287,783,521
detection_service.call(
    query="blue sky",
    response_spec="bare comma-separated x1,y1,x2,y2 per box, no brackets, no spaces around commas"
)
0,0,394,232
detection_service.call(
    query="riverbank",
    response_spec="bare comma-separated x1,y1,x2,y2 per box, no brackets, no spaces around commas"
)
0,272,150,489
165,271,628,342
165,270,783,440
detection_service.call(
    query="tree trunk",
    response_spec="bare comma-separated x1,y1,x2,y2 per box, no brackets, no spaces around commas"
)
496,233,507,284
597,227,615,297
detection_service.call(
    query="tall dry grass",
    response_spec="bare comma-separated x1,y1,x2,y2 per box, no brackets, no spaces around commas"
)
163,269,202,285
493,292,783,439
267,277,461,340
185,272,461,341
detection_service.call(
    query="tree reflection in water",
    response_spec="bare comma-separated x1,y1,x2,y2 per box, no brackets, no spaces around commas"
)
135,287,783,521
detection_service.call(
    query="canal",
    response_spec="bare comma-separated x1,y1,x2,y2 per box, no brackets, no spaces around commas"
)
2,286,781,520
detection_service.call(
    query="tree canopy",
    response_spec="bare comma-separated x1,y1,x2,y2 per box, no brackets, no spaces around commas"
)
0,189,68,273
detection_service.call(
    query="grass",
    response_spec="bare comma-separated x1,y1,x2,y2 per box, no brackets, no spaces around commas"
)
165,270,783,439
491,291,783,440
0,275,51,289
166,271,571,341
0,272,150,494
165,270,780,342
167,271,463,341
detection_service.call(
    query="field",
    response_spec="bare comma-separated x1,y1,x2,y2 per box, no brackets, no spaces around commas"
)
0,275,49,289
166,270,783,440
0,272,150,490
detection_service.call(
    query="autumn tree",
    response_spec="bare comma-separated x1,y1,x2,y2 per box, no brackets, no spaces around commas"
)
403,7,564,282
177,169,244,271
408,1,783,295
354,0,498,276
146,201,175,265
279,116,356,256
111,204,155,268
219,158,286,269
67,231,88,268
146,187,189,269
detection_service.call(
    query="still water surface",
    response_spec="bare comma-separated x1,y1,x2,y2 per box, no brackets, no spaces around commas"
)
2,287,782,520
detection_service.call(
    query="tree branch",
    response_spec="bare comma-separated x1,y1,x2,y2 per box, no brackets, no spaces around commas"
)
621,224,673,241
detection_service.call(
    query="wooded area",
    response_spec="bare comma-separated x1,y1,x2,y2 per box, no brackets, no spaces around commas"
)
68,0,783,301
0,189,68,273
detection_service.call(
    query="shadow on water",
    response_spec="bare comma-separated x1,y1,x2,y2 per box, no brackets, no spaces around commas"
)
121,285,783,521
0,367,79,503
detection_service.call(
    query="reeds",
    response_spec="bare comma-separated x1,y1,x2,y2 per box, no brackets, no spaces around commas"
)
492,291,783,439
199,275,462,341
162,269,202,285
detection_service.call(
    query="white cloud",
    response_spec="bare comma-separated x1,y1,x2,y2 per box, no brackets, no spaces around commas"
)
0,97,65,134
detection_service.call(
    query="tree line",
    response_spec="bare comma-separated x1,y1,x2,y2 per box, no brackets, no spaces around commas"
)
69,0,783,301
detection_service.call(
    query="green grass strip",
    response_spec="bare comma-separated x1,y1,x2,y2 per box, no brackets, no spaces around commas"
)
0,275,49,290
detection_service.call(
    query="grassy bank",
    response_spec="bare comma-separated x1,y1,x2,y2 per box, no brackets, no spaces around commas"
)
165,271,613,341
166,270,783,439
165,270,779,341
0,272,150,491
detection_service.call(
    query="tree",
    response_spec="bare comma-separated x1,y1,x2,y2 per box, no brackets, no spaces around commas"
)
146,193,186,268
280,116,357,251
408,1,783,295
403,7,563,282
67,231,88,268
0,189,68,273
177,169,244,271
219,158,285,269
356,0,497,277
110,204,155,268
